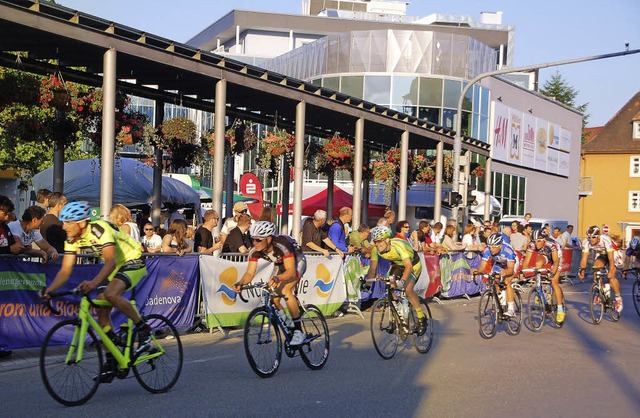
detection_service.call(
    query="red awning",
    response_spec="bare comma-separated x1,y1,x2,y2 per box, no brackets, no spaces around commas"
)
276,185,386,217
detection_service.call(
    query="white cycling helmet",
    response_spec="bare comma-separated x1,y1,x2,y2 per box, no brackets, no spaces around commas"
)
249,221,276,238
370,226,391,241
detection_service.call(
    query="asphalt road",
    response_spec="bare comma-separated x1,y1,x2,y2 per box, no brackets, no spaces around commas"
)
2,278,639,417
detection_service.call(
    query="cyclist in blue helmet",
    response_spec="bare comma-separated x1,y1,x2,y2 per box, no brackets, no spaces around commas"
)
624,236,640,272
41,201,150,383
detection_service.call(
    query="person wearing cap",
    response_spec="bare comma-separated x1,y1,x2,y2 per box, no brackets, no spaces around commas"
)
578,225,622,313
220,201,252,247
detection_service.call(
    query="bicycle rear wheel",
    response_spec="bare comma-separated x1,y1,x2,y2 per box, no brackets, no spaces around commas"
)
589,284,604,324
633,280,640,317
40,319,102,406
478,290,497,339
505,291,523,335
298,304,330,370
133,314,183,393
370,298,399,359
244,307,282,378
410,298,434,354
527,288,545,332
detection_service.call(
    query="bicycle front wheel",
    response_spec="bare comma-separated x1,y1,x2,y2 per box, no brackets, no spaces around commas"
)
527,288,545,332
589,284,604,324
505,291,523,335
410,298,434,354
299,304,330,370
478,290,497,339
633,280,640,317
244,307,282,378
40,319,103,406
133,314,183,393
370,298,399,359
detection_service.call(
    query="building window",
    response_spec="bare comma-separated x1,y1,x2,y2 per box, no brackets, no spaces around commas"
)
493,172,526,216
631,156,640,177
630,192,640,212
634,121,640,139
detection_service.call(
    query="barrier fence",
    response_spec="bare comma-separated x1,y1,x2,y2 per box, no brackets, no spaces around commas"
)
0,247,583,350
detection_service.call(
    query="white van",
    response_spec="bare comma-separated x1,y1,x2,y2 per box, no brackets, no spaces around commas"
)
499,216,569,235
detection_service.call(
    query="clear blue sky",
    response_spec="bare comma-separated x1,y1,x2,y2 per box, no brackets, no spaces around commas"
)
57,0,640,127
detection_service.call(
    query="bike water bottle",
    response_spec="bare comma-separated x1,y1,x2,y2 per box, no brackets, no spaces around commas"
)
401,297,410,318
499,290,506,306
603,283,611,298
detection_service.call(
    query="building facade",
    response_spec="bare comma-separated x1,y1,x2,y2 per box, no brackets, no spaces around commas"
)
185,0,581,225
579,90,640,245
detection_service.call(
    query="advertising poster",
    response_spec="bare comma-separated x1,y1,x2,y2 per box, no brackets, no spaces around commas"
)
508,110,522,165
560,128,571,152
491,102,509,162
534,119,548,171
522,113,536,168
549,123,560,148
558,151,570,177
547,148,559,174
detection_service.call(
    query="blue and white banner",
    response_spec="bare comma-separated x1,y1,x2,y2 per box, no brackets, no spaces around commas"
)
198,254,346,327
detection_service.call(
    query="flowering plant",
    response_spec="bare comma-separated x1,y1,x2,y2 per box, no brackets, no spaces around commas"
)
373,160,396,182
206,120,258,157
159,117,197,147
316,136,353,174
39,75,78,110
262,128,295,157
470,162,485,178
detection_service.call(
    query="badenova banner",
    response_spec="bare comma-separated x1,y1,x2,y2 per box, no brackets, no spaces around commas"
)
199,255,346,328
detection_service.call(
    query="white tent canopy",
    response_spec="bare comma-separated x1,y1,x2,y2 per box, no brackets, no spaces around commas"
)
32,158,202,219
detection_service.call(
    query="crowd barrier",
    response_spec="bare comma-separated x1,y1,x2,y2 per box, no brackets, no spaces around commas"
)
0,247,584,350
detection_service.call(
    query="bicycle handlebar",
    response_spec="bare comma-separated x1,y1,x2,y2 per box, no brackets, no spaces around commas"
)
237,282,285,303
41,288,83,315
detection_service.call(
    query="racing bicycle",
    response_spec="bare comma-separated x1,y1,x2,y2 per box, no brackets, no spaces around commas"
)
520,267,564,331
367,275,434,359
582,266,620,324
40,288,183,406
621,267,640,317
473,272,523,339
238,282,329,378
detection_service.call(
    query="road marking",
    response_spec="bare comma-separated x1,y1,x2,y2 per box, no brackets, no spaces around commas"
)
186,354,235,364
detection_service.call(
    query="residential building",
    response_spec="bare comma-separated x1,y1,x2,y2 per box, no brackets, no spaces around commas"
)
579,90,640,245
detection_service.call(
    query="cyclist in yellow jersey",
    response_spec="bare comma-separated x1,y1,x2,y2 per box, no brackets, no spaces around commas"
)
366,226,426,334
41,202,150,382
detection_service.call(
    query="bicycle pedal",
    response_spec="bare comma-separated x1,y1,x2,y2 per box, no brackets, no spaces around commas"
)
95,370,115,384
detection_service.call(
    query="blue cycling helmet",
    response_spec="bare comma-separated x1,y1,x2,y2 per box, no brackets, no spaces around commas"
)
631,237,640,250
59,201,91,222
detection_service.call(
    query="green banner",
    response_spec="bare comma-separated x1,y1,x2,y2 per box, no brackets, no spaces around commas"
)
0,271,46,291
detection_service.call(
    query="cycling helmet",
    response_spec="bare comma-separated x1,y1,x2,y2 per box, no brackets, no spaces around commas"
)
630,237,640,250
532,230,547,241
249,221,276,238
370,226,391,241
586,225,600,237
59,201,91,222
487,233,503,246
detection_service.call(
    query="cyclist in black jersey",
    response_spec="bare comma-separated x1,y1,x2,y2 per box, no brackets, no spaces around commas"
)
234,221,307,345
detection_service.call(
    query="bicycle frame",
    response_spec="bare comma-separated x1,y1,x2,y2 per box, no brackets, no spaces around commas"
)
66,296,164,370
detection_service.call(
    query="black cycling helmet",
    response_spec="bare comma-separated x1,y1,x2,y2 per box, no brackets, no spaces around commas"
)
532,230,547,241
59,201,91,222
586,225,600,237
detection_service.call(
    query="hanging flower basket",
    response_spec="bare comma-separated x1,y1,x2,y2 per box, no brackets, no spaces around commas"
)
373,161,396,182
316,135,353,174
158,117,197,149
470,162,485,178
205,120,258,157
263,128,295,157
39,75,74,110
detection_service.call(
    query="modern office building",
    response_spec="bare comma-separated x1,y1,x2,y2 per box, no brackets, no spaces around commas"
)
185,0,581,225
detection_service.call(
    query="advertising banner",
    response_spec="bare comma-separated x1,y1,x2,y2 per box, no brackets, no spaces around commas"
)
0,257,198,350
491,102,509,162
199,255,346,328
560,128,572,153
535,119,548,171
522,113,536,168
547,148,559,174
508,110,522,165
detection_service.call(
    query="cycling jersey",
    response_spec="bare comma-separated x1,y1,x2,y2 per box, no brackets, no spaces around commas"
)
64,220,145,283
481,242,519,274
526,237,562,265
248,235,307,277
581,234,615,256
371,238,422,280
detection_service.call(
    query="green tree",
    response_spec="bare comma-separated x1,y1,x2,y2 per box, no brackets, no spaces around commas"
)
540,71,590,142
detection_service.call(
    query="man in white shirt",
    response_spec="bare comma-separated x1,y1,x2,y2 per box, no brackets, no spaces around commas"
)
220,201,251,246
141,222,162,253
8,205,58,262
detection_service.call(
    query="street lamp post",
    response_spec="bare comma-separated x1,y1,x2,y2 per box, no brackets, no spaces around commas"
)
451,48,640,221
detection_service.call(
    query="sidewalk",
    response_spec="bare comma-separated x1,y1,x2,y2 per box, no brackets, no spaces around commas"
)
0,347,41,372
